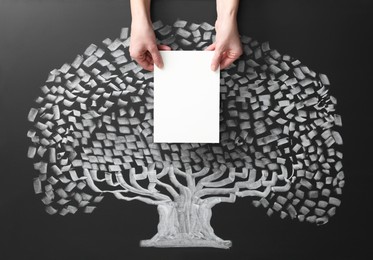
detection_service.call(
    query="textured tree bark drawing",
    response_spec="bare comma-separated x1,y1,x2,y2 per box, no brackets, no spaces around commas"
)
27,20,344,249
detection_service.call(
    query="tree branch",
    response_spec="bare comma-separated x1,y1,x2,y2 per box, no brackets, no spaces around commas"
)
84,169,114,193
193,167,210,178
133,166,148,180
271,179,291,192
105,172,121,187
84,169,169,204
147,166,180,199
116,171,171,202
236,185,272,198
155,162,170,179
168,165,188,192
202,168,248,188
234,169,263,190
112,192,168,205
195,186,238,199
174,167,195,189
195,168,225,190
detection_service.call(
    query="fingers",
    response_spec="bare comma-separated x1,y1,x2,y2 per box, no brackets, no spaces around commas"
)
132,40,240,72
219,53,237,70
220,56,236,70
153,44,171,70
148,46,164,69
144,54,154,71
208,45,243,70
135,54,154,71
130,42,172,71
147,45,171,70
158,44,171,50
211,48,223,71
130,47,149,70
206,44,219,71
205,43,216,51
148,44,172,69
130,46,166,71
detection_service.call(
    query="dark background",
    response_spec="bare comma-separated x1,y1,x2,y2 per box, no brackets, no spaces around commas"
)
0,0,372,259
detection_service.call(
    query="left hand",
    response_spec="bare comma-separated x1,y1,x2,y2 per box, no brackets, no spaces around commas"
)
206,18,243,71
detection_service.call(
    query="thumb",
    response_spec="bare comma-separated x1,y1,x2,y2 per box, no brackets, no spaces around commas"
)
211,49,222,71
149,46,163,69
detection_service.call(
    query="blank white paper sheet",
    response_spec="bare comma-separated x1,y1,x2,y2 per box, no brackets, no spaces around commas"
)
154,51,220,143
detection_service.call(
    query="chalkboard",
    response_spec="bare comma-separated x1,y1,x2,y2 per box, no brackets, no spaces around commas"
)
0,0,372,259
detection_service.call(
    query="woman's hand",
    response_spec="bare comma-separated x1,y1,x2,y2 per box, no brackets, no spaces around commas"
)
129,20,171,71
206,0,243,71
129,0,171,71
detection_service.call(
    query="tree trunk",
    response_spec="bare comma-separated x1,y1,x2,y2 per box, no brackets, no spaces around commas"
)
140,199,232,249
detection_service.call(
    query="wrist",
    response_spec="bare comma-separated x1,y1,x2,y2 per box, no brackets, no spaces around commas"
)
216,15,237,27
130,0,152,27
131,16,153,32
217,10,237,22
215,16,238,34
132,13,151,25
216,0,238,21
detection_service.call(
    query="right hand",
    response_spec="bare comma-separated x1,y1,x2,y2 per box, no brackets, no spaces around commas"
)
129,20,171,71
206,17,243,71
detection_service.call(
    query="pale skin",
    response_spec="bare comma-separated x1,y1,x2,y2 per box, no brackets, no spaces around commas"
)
129,0,243,71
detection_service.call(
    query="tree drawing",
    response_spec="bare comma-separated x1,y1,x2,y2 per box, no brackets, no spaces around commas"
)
27,20,344,249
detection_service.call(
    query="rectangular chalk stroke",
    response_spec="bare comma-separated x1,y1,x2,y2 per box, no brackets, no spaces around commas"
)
154,51,220,143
